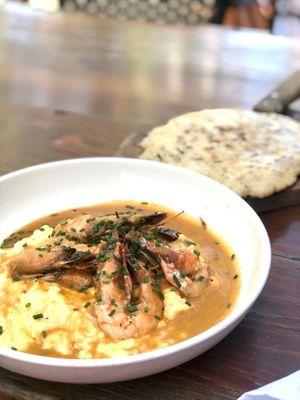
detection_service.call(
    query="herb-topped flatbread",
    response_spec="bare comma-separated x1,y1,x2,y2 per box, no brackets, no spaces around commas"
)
139,109,300,198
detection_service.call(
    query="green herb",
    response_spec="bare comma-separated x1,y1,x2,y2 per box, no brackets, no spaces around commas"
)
153,289,164,300
111,299,117,306
127,304,138,313
79,228,85,232
141,201,148,205
0,326,3,335
185,301,192,307
95,295,102,303
22,243,28,247
60,220,67,226
41,331,48,338
198,275,205,282
18,230,25,234
144,307,149,313
71,227,76,232
108,309,116,317
141,276,149,283
54,239,62,246
173,274,181,288
120,265,129,276
156,154,163,161
11,347,17,351
233,274,238,280
38,254,43,258
102,280,110,284
115,211,120,218
13,276,20,282
125,205,134,209
39,227,45,232
72,209,77,212
25,303,31,308
33,313,44,320
154,315,161,320
193,249,200,256
231,254,235,260
51,213,58,217
86,217,95,223
84,302,91,308
179,270,186,278
227,303,231,309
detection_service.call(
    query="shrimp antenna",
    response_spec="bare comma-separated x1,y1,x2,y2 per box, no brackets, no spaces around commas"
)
159,210,185,226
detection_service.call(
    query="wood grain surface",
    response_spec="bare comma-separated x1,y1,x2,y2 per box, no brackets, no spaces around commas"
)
0,4,300,400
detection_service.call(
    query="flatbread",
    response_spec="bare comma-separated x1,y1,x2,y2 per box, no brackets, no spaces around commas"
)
139,109,300,198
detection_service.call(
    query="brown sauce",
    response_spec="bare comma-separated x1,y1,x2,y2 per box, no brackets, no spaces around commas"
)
2,200,240,358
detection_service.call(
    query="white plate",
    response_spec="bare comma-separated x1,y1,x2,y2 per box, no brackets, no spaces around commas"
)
0,158,271,383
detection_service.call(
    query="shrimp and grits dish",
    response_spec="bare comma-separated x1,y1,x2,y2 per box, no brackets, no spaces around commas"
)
0,200,240,359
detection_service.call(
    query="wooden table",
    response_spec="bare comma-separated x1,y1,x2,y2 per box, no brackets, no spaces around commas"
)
0,3,299,400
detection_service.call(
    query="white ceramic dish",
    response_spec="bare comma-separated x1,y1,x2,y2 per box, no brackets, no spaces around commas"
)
0,158,271,383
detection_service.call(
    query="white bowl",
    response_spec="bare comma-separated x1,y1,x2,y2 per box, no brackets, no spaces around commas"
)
0,158,271,383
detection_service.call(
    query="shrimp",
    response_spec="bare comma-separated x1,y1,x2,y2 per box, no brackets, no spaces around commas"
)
8,241,98,280
160,249,210,298
137,240,210,299
94,245,163,340
56,212,167,244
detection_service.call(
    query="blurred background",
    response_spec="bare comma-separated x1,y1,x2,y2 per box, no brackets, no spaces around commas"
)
5,0,300,37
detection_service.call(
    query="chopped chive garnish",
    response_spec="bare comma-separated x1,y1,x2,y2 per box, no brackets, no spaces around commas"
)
179,270,186,278
233,274,238,280
11,347,17,351
96,295,102,303
141,201,148,205
193,250,200,256
173,274,181,288
102,280,110,284
227,303,231,309
115,211,120,218
84,302,91,308
38,254,43,258
141,276,149,283
22,243,28,247
144,307,149,313
198,275,205,282
0,326,3,335
33,313,44,320
154,315,161,320
51,213,58,217
127,304,138,313
41,331,48,338
25,303,31,308
231,254,235,260
39,227,45,232
125,205,134,209
185,301,192,307
71,227,76,232
153,289,164,300
108,309,116,317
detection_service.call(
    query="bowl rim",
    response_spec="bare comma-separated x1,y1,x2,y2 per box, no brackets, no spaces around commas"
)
0,157,272,367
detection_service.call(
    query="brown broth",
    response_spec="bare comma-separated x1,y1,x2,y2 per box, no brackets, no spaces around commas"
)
3,200,240,358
